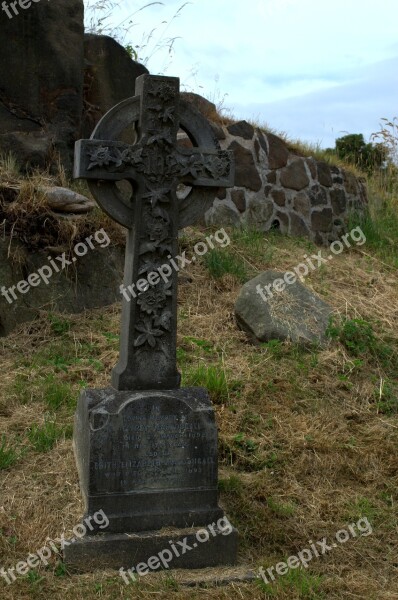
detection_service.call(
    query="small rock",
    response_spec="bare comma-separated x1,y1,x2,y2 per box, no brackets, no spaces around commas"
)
39,186,96,213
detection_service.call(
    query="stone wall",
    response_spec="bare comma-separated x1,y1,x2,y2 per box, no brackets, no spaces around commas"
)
205,121,367,244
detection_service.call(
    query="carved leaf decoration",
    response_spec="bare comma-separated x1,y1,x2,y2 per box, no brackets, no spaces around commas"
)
152,206,170,221
142,187,171,207
87,146,123,171
134,322,164,348
154,311,172,331
160,106,176,124
157,242,173,255
147,133,173,146
139,241,159,255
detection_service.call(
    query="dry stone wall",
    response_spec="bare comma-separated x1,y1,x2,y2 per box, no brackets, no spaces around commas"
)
205,121,367,245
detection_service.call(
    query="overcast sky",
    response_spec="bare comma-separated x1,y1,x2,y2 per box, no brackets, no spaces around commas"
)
87,0,398,148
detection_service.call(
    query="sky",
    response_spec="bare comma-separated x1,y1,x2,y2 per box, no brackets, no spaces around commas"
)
85,0,398,148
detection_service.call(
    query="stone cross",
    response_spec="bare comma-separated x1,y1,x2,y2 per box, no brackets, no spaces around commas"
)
75,75,234,391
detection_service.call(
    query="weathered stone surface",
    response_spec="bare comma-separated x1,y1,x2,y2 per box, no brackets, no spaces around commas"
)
76,75,234,390
216,188,227,200
330,189,347,215
293,192,310,218
280,159,310,190
311,209,333,232
306,158,317,179
206,200,241,227
0,0,84,170
266,133,289,169
235,270,333,346
209,121,226,140
344,171,359,195
39,186,95,213
266,170,277,184
275,211,289,231
264,185,273,197
231,190,246,213
0,132,52,170
272,189,286,207
290,213,309,237
182,92,217,120
227,120,254,140
227,141,262,191
64,525,238,572
317,162,333,187
73,388,224,533
66,75,238,571
246,198,273,228
83,34,148,137
0,238,124,337
254,139,261,162
309,184,328,206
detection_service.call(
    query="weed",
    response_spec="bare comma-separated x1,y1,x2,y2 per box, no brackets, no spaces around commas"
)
0,435,19,470
374,378,398,415
267,497,297,518
182,363,241,403
218,475,243,493
234,432,258,453
257,567,324,599
43,377,75,411
27,570,44,585
54,562,67,577
203,249,248,282
345,497,379,523
48,314,71,336
28,418,69,452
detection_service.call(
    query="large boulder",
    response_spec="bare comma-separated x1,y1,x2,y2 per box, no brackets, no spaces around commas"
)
83,34,149,137
0,0,84,170
235,271,332,346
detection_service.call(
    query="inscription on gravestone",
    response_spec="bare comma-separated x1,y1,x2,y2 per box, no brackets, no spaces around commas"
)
64,74,238,571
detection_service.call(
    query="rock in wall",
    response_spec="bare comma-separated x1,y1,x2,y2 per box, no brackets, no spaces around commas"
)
204,121,367,244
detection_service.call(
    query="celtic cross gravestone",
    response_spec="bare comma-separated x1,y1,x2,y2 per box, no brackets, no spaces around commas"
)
64,75,238,571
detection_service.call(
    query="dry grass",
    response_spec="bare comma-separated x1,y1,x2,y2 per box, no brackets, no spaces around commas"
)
0,227,397,599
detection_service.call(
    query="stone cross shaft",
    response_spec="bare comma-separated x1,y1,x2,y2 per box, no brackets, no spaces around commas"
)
74,75,233,391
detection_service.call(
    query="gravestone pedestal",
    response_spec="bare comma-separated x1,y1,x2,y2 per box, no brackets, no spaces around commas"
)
64,387,238,570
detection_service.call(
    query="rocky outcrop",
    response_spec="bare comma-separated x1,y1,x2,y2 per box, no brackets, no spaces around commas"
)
0,0,85,171
0,238,124,337
83,34,148,137
0,4,148,171
204,121,367,245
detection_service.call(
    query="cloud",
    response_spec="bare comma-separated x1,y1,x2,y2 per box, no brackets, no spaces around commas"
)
231,56,398,148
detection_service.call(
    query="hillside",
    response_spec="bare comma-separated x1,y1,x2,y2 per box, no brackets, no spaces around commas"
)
0,216,397,598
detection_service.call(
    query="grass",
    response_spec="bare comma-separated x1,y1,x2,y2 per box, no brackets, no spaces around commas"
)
257,568,324,599
28,418,72,453
0,146,398,598
0,435,19,470
182,363,240,403
203,248,249,283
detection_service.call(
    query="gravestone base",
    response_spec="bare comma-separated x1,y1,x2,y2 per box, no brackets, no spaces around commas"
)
64,525,239,572
67,386,238,569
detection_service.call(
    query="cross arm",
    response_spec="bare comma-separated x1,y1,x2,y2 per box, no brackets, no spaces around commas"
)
74,139,140,181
